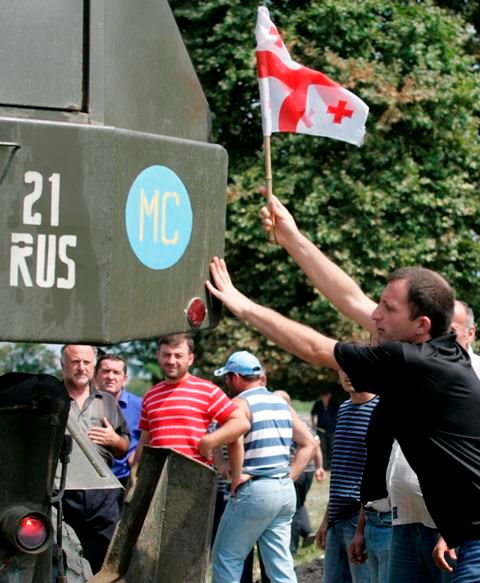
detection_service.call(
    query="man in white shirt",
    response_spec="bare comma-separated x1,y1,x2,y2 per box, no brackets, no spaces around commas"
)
452,300,480,377
386,300,480,581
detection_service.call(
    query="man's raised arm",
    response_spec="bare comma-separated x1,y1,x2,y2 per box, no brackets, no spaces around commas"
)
206,257,339,370
261,196,377,332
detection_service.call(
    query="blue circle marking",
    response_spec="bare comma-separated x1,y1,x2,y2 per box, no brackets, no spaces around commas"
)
125,165,193,270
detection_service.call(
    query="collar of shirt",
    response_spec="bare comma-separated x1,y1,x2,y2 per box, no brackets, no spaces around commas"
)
67,384,104,404
118,388,130,409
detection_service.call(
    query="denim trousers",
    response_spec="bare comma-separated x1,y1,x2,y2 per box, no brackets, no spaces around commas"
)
323,513,371,583
211,477,297,583
364,510,392,583
451,540,480,583
389,524,451,583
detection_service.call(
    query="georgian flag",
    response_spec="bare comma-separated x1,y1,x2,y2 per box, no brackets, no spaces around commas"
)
255,6,369,147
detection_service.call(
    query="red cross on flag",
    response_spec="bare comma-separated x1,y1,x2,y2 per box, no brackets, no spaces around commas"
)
256,6,369,147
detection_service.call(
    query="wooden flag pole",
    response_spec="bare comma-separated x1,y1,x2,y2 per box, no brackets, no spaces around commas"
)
264,135,276,243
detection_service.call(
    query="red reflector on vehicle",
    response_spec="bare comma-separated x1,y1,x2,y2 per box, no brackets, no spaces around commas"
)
186,297,207,328
16,515,48,550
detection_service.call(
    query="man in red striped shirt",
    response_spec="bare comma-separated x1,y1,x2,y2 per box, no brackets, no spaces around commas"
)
135,333,249,466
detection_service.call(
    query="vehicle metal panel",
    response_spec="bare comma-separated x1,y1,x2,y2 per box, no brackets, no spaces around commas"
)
91,0,211,141
0,373,70,583
0,0,84,110
0,119,226,343
90,447,216,583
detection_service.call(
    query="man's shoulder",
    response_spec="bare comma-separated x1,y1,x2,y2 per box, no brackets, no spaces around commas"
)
183,374,222,392
338,398,352,411
338,397,378,412
335,340,406,362
141,381,166,404
91,386,114,402
91,388,123,420
469,348,480,365
186,373,217,385
412,333,468,366
122,389,143,405
144,375,221,396
470,350,480,362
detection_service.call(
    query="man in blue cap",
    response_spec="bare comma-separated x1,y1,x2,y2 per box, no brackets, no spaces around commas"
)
210,350,316,583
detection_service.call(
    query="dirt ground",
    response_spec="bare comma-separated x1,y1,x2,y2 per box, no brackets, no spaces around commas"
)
296,557,324,582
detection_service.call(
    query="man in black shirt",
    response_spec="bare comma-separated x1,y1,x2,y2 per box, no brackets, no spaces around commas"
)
206,195,480,580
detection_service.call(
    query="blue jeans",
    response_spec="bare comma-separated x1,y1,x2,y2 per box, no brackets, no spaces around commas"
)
389,524,451,583
451,540,480,582
211,477,297,583
365,509,392,583
324,513,371,583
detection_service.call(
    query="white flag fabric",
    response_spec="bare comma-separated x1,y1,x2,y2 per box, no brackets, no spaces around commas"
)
255,6,369,146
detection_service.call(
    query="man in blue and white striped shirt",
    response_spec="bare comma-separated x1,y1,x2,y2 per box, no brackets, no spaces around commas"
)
211,351,317,583
317,370,378,583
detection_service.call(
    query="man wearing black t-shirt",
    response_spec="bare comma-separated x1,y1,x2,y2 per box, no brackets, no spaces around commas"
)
206,195,480,581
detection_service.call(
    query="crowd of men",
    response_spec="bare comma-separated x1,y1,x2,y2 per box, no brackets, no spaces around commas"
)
204,194,480,582
54,193,480,582
59,337,317,580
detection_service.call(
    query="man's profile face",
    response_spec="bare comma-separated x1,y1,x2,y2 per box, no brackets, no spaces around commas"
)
371,279,422,343
451,301,475,350
225,372,241,396
95,359,127,400
338,370,354,394
62,345,95,391
157,340,194,383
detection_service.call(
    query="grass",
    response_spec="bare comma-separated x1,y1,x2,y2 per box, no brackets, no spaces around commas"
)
291,399,315,416
295,471,329,565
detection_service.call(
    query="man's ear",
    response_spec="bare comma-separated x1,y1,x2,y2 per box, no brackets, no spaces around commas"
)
416,316,432,336
466,325,477,348
188,352,195,367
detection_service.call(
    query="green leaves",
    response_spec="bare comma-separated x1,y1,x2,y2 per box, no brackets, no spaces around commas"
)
166,1,480,398
0,343,59,376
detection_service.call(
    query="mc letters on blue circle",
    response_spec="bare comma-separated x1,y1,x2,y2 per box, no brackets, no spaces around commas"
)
125,165,193,270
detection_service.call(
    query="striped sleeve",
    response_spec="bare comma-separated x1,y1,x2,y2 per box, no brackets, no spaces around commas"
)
208,385,237,424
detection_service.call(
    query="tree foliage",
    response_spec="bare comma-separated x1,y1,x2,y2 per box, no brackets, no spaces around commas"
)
126,0,480,399
0,343,59,376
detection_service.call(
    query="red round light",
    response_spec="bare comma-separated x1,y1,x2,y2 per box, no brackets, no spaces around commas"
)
186,297,207,328
16,516,48,550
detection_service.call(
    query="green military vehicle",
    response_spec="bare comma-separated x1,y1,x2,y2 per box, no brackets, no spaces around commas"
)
0,1,226,580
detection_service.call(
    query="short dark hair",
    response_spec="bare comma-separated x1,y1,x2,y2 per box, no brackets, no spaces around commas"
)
238,374,262,381
387,267,454,338
95,354,127,375
158,333,194,354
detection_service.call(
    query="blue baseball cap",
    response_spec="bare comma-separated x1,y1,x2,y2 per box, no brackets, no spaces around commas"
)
214,351,263,377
